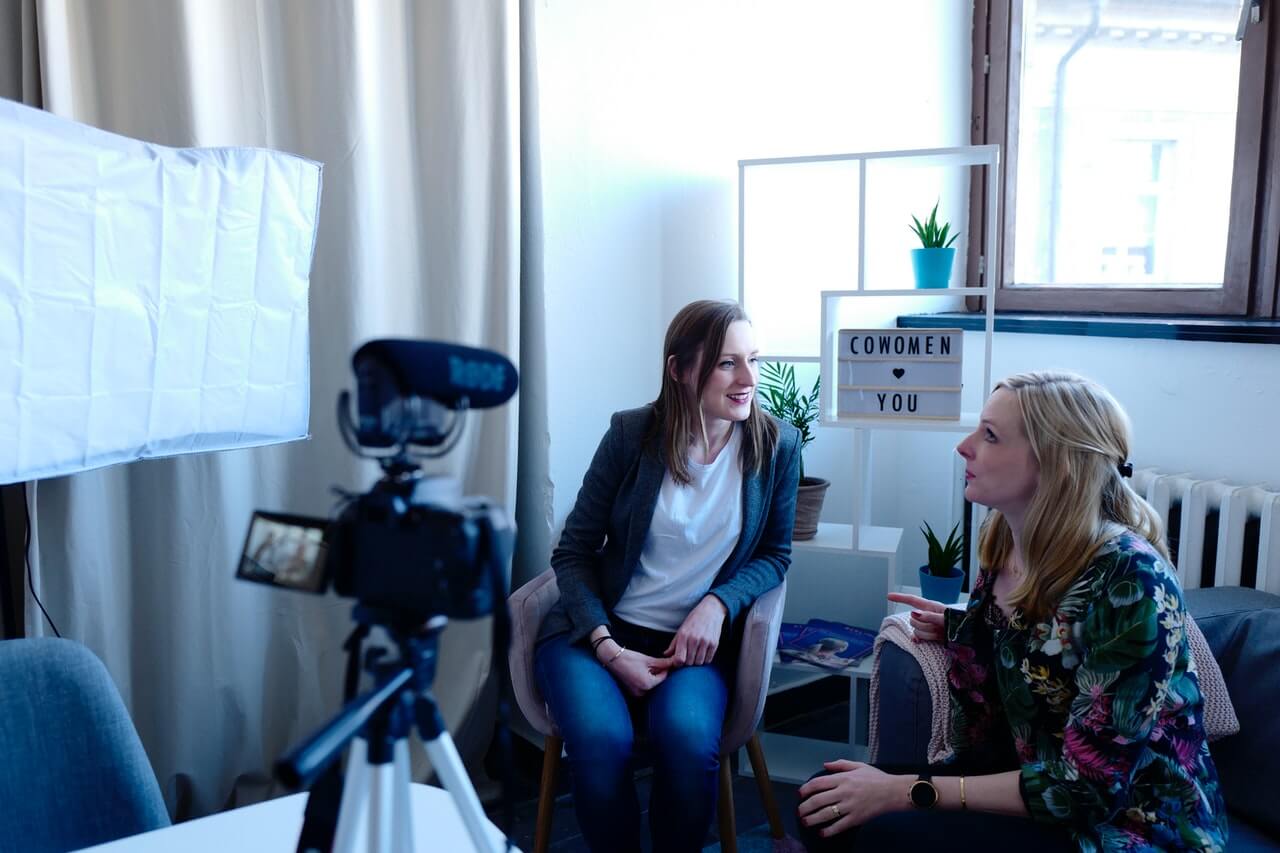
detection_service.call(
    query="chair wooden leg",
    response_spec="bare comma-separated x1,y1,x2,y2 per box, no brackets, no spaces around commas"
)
534,734,562,853
718,755,738,853
745,733,786,839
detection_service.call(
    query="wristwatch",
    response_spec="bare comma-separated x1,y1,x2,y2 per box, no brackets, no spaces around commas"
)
909,772,939,809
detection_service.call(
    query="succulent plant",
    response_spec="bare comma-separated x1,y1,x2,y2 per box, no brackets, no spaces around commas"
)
910,201,960,249
921,520,964,577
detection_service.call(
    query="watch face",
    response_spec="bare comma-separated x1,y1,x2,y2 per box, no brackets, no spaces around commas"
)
910,779,939,809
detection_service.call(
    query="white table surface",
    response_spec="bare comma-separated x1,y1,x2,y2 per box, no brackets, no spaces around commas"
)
78,783,517,852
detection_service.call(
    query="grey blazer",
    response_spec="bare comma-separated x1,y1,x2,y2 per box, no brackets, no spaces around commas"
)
538,404,802,645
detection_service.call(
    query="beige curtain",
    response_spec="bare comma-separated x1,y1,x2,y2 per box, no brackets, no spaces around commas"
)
5,0,520,819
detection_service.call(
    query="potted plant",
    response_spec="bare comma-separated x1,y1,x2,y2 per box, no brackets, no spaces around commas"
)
758,361,828,540
909,201,960,289
918,520,965,604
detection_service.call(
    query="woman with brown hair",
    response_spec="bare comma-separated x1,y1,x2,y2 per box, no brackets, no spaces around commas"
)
535,299,802,853
797,371,1227,852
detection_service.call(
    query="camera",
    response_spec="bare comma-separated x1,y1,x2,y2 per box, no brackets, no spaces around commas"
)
241,340,521,853
326,479,512,619
237,338,518,621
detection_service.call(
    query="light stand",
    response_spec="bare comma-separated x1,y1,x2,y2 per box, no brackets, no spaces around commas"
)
277,608,508,853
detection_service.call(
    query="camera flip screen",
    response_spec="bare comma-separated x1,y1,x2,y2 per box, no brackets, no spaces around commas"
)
237,511,330,594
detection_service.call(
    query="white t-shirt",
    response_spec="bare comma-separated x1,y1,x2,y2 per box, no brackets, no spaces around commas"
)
612,426,744,632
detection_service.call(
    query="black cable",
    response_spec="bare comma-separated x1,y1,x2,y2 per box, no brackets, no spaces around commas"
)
23,483,59,638
342,623,371,702
0,489,13,640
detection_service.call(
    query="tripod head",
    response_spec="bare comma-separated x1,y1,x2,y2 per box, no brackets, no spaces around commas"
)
275,604,510,851
276,607,448,790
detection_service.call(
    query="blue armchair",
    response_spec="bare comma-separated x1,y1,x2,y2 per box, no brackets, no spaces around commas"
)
0,637,170,852
873,587,1280,851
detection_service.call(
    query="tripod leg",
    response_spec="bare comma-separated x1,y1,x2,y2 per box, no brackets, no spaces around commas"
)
422,731,501,853
333,738,370,853
388,740,414,853
331,738,411,853
366,756,399,853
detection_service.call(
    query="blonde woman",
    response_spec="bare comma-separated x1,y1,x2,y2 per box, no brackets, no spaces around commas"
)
797,371,1227,852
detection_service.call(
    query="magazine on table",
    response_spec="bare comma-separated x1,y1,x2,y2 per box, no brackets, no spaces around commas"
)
776,618,877,670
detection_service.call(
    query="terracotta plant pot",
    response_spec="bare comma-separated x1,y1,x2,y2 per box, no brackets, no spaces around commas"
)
792,476,830,540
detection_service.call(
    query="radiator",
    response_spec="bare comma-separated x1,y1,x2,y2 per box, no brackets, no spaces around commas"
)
1133,468,1280,595
959,469,1280,595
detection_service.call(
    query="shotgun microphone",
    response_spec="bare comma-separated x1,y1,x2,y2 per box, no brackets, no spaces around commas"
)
349,339,518,448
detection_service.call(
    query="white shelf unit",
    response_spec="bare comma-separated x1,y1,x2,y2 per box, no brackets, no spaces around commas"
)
812,143,999,564
738,144,1000,781
789,521,903,559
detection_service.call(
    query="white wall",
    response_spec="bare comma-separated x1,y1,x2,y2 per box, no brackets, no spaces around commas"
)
532,1,1279,620
988,334,1280,489
534,0,975,550
877,332,1280,579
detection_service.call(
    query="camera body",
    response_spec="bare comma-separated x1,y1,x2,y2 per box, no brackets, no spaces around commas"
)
326,475,513,619
237,338,518,622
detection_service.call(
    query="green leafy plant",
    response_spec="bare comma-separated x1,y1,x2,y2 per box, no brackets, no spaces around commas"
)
757,361,819,479
921,521,964,577
910,201,960,249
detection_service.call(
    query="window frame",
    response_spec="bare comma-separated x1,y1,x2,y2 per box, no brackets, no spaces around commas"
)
970,0,1280,317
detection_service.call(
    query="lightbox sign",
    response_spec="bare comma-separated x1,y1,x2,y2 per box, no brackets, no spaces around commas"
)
836,328,963,420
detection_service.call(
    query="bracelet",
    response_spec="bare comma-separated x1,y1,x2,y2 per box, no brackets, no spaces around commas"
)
959,776,967,810
605,644,626,665
590,634,613,653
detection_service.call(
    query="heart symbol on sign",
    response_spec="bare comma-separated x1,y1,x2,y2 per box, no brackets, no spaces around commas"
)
892,368,906,379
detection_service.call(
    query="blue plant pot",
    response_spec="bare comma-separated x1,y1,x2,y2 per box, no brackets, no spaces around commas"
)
911,247,956,289
919,565,965,605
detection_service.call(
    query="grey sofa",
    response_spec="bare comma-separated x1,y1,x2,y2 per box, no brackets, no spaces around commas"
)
874,586,1280,851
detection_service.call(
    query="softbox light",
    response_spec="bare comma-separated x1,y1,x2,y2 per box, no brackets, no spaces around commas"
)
0,99,322,485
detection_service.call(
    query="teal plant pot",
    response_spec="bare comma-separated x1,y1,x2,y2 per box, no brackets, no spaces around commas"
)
919,565,965,605
911,247,956,289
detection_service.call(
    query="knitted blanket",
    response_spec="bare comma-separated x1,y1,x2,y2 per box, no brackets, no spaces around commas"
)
865,611,1239,766
867,611,953,765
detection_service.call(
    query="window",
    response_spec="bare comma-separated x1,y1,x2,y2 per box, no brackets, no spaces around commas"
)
972,0,1280,315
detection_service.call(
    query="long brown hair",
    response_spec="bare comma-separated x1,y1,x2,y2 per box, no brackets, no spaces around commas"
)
979,371,1169,623
650,300,778,485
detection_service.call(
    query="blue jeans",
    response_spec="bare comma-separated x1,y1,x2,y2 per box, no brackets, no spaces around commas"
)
534,620,730,853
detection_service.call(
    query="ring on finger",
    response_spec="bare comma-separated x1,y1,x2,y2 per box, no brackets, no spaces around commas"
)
830,803,840,819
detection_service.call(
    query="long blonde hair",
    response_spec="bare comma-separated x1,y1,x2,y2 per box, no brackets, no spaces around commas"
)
649,300,778,485
979,371,1169,622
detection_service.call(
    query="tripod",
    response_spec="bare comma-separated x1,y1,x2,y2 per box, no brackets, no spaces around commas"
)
278,610,509,853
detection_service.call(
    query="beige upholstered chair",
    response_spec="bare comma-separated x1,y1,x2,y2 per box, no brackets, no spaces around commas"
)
508,570,788,853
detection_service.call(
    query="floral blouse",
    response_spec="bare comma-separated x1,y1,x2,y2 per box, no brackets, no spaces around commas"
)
943,531,1228,852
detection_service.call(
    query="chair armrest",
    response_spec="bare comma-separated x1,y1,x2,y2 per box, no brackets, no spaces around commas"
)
721,580,787,753
507,570,561,737
873,642,933,766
